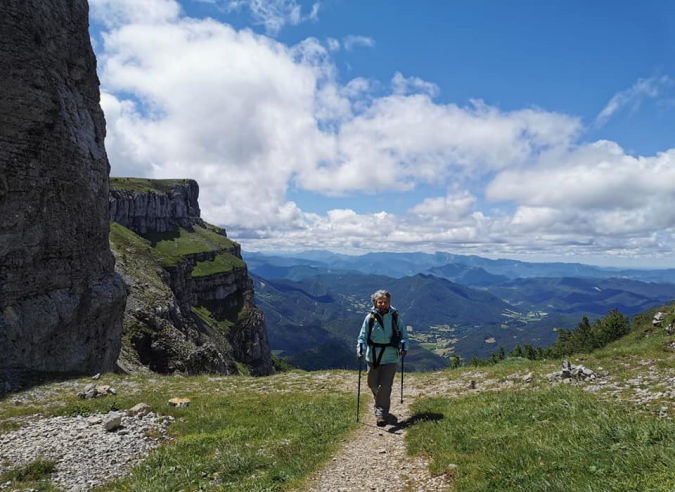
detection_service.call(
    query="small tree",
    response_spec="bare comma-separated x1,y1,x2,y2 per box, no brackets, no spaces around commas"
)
510,344,523,358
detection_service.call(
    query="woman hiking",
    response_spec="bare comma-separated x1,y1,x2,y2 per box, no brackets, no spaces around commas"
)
356,290,408,426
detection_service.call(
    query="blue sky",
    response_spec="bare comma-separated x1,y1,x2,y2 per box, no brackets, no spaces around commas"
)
89,0,675,267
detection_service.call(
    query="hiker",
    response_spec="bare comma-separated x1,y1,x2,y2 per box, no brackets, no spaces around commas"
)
356,289,408,426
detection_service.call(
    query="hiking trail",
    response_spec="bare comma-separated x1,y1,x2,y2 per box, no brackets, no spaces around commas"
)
297,372,455,492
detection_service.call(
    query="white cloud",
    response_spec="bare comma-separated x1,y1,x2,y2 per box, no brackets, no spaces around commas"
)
343,35,375,51
486,143,675,236
90,0,180,27
95,3,675,264
409,190,477,220
326,37,340,52
391,72,439,98
295,96,581,194
596,75,673,126
218,0,319,35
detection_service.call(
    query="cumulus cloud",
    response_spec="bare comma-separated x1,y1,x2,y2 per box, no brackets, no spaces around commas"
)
296,96,581,194
486,143,675,237
94,1,675,263
596,75,673,126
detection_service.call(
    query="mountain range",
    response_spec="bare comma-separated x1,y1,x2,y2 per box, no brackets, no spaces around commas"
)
246,250,675,369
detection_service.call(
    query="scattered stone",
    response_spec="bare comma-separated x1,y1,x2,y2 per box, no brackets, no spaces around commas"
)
79,384,97,399
666,323,674,336
522,373,534,383
127,403,152,418
103,412,123,432
169,398,191,408
548,360,597,383
653,312,666,327
92,373,101,380
469,380,476,389
0,411,172,491
78,384,116,399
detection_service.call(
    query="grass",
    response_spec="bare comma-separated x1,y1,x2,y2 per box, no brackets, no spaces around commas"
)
142,226,239,267
109,222,167,291
191,306,233,334
407,387,675,492
110,178,193,195
98,392,353,492
0,459,60,492
405,302,675,492
193,253,246,277
1,373,356,492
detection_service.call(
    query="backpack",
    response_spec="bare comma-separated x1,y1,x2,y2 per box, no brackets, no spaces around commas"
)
367,310,402,368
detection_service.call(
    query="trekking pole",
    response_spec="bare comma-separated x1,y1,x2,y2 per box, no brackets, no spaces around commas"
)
356,345,363,422
400,353,405,404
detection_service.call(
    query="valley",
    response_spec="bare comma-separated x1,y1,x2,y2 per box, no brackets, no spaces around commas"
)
247,250,675,370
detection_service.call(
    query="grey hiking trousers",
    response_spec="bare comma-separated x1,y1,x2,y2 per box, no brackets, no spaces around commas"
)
367,362,398,417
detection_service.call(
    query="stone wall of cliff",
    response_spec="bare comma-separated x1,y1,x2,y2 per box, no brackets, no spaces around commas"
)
109,179,272,376
109,178,202,234
0,0,127,372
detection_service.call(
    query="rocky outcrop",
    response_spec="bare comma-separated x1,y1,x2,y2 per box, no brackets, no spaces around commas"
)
109,179,202,234
0,0,127,372
547,360,597,383
109,180,272,376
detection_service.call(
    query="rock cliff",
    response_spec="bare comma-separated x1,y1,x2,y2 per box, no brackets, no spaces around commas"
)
0,0,127,372
109,178,202,233
109,178,272,376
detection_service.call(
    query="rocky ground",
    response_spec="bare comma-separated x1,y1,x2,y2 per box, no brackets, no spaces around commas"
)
0,411,172,491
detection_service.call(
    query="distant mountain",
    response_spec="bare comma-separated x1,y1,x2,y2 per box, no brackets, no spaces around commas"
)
246,250,675,284
247,250,675,366
253,273,451,371
425,264,509,286
486,277,675,316
253,271,567,365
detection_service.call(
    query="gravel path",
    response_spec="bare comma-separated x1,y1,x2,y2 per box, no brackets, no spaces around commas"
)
298,379,454,492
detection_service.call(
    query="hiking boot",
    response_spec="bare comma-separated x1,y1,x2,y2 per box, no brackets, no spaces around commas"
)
376,416,387,427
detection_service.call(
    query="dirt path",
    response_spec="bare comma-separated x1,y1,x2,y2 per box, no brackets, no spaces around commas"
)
298,374,454,492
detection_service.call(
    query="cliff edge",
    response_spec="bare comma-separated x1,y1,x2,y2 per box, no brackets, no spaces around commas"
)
109,178,273,376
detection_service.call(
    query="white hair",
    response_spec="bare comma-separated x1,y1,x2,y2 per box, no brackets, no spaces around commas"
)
371,290,391,306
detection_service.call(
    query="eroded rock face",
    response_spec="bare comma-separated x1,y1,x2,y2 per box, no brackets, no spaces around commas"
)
109,180,202,234
0,0,127,372
110,179,272,376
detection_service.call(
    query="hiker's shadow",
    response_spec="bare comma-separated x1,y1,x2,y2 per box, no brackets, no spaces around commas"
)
387,412,444,434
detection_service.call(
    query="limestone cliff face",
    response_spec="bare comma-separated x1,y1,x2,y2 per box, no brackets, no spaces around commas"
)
0,0,127,372
109,179,272,376
109,179,201,233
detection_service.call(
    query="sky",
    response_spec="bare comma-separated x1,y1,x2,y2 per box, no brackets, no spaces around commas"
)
89,0,675,268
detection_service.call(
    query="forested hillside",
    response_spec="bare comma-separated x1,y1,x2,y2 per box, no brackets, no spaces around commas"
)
249,251,675,366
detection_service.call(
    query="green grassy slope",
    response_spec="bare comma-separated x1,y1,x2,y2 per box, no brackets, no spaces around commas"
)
406,302,675,491
109,221,248,374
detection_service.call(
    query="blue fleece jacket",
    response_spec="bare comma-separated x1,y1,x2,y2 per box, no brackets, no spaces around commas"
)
356,307,408,365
